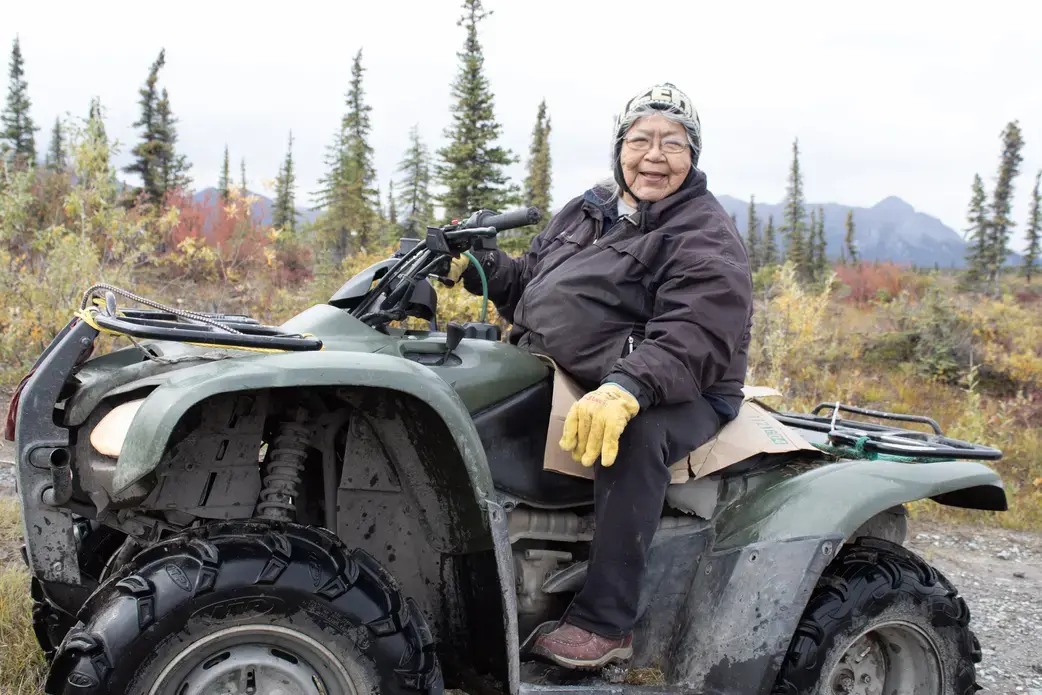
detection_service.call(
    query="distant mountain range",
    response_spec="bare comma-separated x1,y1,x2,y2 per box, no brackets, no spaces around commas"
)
716,194,1019,269
192,187,320,228
187,185,1009,269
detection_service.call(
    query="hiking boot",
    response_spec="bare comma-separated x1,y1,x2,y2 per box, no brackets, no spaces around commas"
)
530,622,633,670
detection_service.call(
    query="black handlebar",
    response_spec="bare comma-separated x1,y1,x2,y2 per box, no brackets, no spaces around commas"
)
461,206,541,232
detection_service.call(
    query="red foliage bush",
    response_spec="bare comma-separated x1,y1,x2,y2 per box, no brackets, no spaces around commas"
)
1014,287,1042,305
834,261,917,304
165,189,268,270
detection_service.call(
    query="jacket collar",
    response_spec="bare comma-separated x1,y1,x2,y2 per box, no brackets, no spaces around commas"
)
581,168,708,231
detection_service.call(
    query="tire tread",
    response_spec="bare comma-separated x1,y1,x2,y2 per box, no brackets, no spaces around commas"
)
773,537,981,695
44,521,441,695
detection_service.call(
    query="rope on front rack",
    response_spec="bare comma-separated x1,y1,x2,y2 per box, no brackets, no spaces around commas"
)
73,283,319,354
79,282,243,335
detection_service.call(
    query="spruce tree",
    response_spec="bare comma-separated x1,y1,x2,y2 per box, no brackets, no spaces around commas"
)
501,100,553,252
156,87,190,193
125,49,190,204
964,173,989,280
523,100,552,227
218,144,230,201
313,48,379,259
1,36,39,167
397,125,434,236
1024,170,1041,284
45,117,66,171
844,209,858,264
985,120,1024,292
814,205,828,279
88,97,108,149
745,195,760,271
436,0,518,222
781,138,808,278
763,215,777,266
387,181,398,228
240,157,247,193
808,208,817,274
273,131,297,233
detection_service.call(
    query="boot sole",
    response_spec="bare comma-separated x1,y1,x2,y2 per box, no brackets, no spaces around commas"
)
530,644,634,671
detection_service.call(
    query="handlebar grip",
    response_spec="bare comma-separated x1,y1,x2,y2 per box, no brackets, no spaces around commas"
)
474,207,541,232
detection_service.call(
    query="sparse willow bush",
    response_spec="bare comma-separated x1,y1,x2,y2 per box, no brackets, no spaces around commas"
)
883,287,973,383
0,110,154,383
967,294,1042,392
748,262,839,393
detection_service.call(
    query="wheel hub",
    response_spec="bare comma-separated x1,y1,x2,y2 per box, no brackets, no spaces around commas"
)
148,625,359,695
831,633,887,695
827,620,943,695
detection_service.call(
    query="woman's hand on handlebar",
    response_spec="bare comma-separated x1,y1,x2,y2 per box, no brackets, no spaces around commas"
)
446,254,470,284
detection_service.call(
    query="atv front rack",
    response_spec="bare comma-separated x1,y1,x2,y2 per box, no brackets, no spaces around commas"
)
78,285,323,352
773,401,1003,461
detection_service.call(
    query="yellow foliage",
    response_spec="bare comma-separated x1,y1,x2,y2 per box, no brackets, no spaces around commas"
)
0,500,47,695
965,295,1042,389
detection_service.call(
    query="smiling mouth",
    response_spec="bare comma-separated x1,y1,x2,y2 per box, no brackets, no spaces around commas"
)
639,172,667,183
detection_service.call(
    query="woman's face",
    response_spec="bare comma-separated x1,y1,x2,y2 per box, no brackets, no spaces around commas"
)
619,113,692,205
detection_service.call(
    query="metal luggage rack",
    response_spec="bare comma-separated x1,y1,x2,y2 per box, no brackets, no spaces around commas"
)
771,402,1003,462
77,284,323,353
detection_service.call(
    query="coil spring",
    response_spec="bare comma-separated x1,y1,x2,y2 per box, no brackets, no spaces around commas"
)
256,421,310,520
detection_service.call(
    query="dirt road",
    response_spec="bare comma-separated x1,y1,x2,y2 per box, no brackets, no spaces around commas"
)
1,447,1039,693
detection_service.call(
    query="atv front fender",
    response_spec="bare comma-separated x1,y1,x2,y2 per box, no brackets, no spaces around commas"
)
713,458,1005,551
112,350,495,547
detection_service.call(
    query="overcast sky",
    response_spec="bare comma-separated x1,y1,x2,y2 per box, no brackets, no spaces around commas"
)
6,0,1041,250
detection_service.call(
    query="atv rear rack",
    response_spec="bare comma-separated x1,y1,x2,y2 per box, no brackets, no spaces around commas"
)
773,401,1003,461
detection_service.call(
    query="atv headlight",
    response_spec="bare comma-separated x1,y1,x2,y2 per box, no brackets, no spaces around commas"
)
90,398,145,458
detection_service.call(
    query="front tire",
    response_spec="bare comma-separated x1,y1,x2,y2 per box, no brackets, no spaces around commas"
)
45,521,441,695
774,537,981,695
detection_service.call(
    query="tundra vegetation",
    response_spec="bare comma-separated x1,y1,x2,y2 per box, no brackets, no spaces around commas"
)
2,4,1041,690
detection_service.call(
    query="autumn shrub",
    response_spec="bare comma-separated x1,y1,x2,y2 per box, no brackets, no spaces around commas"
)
882,287,974,382
833,261,927,305
161,187,270,284
966,294,1042,392
747,262,841,395
0,112,154,383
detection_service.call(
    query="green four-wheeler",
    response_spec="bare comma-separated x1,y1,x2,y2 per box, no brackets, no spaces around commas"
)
10,207,1006,695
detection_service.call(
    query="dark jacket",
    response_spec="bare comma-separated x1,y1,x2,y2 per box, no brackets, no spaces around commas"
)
462,168,753,419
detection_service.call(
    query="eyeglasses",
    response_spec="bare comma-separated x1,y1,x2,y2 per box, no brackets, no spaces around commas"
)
623,134,689,155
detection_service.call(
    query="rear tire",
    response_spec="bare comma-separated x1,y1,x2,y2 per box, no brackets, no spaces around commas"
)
773,537,981,695
44,521,441,695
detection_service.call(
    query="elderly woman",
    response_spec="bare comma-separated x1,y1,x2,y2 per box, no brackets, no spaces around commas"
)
450,83,753,669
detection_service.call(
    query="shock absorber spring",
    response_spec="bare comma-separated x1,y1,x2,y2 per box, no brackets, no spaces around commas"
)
256,421,310,520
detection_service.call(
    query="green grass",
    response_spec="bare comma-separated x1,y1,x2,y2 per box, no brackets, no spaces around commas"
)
0,498,47,695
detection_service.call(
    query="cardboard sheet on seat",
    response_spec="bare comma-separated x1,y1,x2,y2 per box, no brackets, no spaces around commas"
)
540,362,818,484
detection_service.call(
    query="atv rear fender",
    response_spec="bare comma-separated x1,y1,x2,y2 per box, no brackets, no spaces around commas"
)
112,350,497,553
712,458,1006,551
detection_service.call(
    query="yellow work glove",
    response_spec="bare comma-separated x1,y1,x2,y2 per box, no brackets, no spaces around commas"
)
559,384,640,468
447,254,470,283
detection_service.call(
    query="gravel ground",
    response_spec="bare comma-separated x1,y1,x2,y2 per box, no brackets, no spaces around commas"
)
905,520,1042,695
1,445,1039,693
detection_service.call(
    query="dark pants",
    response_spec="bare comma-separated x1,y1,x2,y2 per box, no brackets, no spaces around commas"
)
562,396,724,639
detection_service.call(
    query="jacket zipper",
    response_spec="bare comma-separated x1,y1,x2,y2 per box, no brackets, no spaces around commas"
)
627,335,635,356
